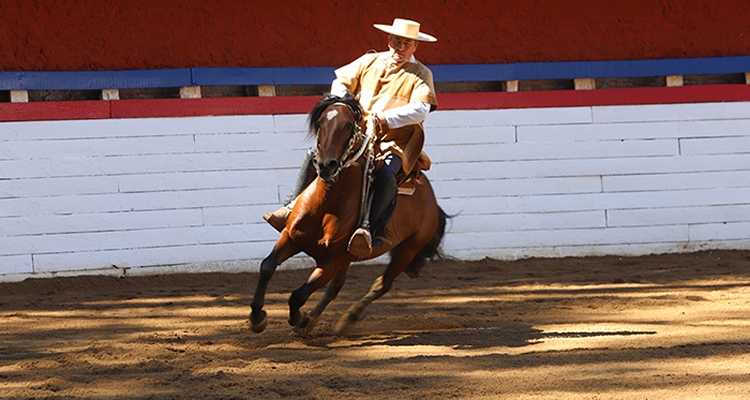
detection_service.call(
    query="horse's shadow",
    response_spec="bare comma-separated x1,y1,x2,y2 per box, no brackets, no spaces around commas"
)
356,325,544,349
294,322,658,350
291,323,542,349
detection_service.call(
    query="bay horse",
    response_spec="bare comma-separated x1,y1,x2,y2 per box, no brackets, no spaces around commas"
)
250,93,447,336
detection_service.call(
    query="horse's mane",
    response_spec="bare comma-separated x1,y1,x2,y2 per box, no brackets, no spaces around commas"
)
306,93,364,140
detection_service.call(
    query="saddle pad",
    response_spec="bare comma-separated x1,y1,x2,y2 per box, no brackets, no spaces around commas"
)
397,180,415,196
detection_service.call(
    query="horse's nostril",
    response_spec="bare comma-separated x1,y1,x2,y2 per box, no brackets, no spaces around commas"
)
326,160,339,171
315,159,340,179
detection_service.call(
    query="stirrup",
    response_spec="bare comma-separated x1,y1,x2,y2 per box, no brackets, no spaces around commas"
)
263,207,290,232
348,227,373,257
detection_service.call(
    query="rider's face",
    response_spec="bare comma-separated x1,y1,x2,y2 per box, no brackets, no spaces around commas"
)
388,35,418,63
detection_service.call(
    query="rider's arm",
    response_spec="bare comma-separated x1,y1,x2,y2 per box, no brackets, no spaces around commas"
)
330,78,349,97
382,102,431,128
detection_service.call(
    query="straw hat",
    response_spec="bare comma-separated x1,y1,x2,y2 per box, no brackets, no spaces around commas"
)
373,18,437,42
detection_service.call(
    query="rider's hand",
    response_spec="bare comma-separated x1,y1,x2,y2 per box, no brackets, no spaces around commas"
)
373,112,387,127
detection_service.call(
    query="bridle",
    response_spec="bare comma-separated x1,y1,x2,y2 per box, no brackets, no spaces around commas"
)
314,101,373,183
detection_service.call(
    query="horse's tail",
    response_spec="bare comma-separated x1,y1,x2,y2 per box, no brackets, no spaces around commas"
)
404,206,448,279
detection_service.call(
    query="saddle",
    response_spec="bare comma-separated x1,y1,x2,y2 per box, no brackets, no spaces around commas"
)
348,150,431,256
355,150,431,230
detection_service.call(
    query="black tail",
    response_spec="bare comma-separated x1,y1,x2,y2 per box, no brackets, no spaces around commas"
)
404,206,448,279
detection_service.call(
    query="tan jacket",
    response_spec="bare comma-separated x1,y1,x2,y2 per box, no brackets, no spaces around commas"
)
334,52,437,174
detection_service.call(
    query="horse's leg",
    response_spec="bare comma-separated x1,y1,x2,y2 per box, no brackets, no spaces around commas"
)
334,275,389,336
288,258,349,334
291,269,347,336
249,252,278,332
249,233,300,333
335,244,421,336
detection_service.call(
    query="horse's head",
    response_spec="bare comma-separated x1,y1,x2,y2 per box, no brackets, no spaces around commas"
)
307,93,366,183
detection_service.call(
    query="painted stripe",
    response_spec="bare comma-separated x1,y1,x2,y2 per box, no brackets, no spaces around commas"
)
3,85,750,122
437,85,750,110
1,56,749,90
109,96,320,119
191,67,335,86
431,56,750,81
0,101,110,121
512,56,750,80
0,69,193,90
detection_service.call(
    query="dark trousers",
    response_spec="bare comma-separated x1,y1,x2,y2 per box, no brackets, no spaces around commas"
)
369,153,401,234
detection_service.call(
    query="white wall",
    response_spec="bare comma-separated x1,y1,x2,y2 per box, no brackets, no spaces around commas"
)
1,101,749,280
427,103,750,260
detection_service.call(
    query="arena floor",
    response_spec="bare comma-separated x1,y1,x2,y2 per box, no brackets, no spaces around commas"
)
1,250,749,399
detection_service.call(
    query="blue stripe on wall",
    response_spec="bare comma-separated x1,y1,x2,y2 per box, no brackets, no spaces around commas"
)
512,56,750,80
191,67,335,86
0,69,192,90
1,56,748,90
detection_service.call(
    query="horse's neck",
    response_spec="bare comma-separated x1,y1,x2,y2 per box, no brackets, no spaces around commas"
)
325,161,365,200
310,159,365,222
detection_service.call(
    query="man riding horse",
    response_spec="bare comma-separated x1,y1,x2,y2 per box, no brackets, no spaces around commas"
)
264,18,438,257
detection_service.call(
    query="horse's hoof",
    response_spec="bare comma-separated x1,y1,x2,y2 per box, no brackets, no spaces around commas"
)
250,311,268,333
293,315,318,337
288,310,308,328
334,313,357,336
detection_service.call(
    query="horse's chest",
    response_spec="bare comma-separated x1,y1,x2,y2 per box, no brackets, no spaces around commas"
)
289,212,353,249
318,213,356,245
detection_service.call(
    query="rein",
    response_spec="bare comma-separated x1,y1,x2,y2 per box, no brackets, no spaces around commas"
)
312,97,376,228
337,103,371,170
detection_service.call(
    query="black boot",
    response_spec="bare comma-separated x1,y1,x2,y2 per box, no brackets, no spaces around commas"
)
348,173,397,257
263,149,317,231
290,149,318,202
368,173,398,236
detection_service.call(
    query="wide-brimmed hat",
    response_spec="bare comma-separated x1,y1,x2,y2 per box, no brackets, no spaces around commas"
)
373,18,437,42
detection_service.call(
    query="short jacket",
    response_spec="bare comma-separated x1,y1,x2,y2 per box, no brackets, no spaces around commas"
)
334,51,437,174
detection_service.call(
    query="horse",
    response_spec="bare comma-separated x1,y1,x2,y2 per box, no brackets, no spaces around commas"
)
249,93,447,336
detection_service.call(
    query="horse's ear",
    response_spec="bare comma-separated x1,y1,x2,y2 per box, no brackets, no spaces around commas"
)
340,93,364,122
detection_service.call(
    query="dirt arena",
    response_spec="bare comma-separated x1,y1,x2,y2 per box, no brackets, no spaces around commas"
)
1,250,749,399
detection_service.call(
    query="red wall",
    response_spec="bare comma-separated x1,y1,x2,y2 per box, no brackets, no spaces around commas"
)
2,0,749,71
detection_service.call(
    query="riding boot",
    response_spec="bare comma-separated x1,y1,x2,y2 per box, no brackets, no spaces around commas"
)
263,149,317,232
348,173,398,257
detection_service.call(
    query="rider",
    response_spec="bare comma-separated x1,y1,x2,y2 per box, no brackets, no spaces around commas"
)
264,18,438,257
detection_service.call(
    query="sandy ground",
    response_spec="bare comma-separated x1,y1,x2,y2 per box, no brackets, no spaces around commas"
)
1,249,750,399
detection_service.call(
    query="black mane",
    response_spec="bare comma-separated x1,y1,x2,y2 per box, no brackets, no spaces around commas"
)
306,93,363,139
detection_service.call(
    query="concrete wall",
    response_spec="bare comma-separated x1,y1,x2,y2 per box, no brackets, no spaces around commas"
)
2,101,749,280
2,0,750,71
428,103,750,259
